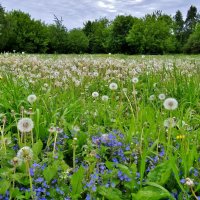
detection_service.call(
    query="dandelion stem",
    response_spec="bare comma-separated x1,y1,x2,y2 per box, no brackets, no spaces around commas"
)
53,131,58,158
13,115,21,146
191,186,198,200
31,130,34,147
73,138,77,170
1,120,7,154
123,91,135,118
26,161,33,198
166,112,172,157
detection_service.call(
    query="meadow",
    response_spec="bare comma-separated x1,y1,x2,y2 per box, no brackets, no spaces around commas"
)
0,54,200,200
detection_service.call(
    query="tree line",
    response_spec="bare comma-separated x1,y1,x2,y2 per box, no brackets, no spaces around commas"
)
0,4,200,54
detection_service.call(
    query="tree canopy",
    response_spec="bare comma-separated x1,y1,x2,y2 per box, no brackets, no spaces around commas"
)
0,3,200,54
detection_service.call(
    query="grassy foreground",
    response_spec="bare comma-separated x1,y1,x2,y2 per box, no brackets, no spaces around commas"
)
0,54,200,200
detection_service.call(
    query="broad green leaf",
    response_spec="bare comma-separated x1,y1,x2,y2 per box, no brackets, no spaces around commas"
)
11,173,27,184
10,188,24,199
70,166,84,199
147,160,171,185
132,186,171,200
43,164,58,183
146,182,175,200
0,179,10,194
32,139,43,156
98,186,122,200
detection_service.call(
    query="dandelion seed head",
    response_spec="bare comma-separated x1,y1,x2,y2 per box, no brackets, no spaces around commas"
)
102,95,109,101
185,178,194,187
17,146,33,162
27,94,37,104
158,93,166,100
149,95,155,101
163,98,178,110
17,118,34,133
164,118,176,128
11,157,22,166
109,82,118,90
92,92,99,98
132,77,139,83
132,90,138,95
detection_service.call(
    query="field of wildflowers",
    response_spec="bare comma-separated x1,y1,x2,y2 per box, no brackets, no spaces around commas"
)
0,54,200,200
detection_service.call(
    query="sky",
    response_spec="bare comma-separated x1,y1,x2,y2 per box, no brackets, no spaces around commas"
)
1,0,199,29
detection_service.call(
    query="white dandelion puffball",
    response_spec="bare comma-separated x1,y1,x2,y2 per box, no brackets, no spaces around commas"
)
109,82,118,90
132,77,139,83
73,125,80,132
27,94,37,104
102,95,109,101
185,178,194,187
122,88,128,93
17,146,33,161
17,118,34,132
149,95,155,101
164,118,176,128
163,98,178,110
158,93,166,100
92,92,99,98
11,157,22,166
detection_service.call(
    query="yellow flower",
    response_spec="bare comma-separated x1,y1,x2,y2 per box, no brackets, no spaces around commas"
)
176,135,185,139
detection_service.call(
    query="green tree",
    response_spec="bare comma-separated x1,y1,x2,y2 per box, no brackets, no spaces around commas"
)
126,12,176,54
0,4,9,51
67,29,89,53
125,18,144,53
183,23,200,53
106,15,136,53
46,16,68,53
83,18,109,53
5,10,48,53
173,10,184,51
184,6,200,42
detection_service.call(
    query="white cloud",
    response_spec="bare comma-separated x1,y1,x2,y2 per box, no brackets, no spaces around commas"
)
97,1,115,10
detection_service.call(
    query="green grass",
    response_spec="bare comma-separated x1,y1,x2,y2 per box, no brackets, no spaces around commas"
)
0,54,200,199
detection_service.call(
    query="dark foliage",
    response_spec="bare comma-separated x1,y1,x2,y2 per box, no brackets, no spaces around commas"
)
0,4,199,54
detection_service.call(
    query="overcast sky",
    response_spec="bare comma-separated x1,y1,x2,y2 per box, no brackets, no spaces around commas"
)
1,0,199,29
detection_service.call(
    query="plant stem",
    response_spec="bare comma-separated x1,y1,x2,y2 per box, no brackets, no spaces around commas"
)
1,121,6,154
73,138,77,170
26,161,33,198
53,131,58,158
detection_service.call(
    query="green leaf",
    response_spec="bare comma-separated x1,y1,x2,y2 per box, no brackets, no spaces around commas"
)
147,160,171,185
132,186,172,200
32,139,43,156
70,166,84,199
10,188,24,199
146,182,175,200
105,161,114,170
0,179,10,194
11,173,27,184
43,164,58,183
98,186,122,200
